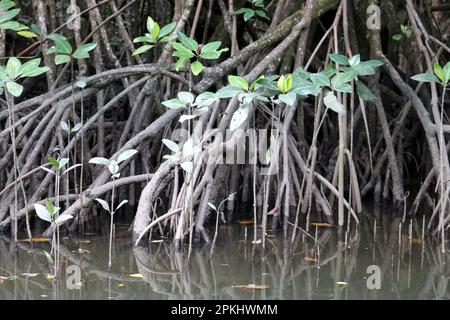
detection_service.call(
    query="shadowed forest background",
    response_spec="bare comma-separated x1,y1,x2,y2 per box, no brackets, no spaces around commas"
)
0,0,450,300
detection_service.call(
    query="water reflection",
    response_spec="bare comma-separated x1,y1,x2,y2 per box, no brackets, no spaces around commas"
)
0,209,449,300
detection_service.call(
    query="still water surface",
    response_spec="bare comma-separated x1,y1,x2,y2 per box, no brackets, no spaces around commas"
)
0,207,449,300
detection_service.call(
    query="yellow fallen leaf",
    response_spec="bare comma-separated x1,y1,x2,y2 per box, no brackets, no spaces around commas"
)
128,273,143,278
232,284,269,290
20,237,49,243
150,240,163,243
46,274,55,280
79,240,91,244
336,281,348,286
237,220,254,225
117,283,125,287
304,257,319,263
310,222,334,228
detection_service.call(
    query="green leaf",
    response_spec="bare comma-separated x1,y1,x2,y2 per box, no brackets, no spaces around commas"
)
176,32,198,52
278,92,297,106
55,37,72,55
55,54,71,65
348,54,360,66
162,98,187,109
277,74,293,93
0,0,15,10
323,91,346,115
117,149,138,164
55,214,73,224
175,57,189,71
172,42,195,58
351,63,376,76
115,200,129,211
58,158,69,169
199,48,228,60
177,91,194,105
230,104,250,131
392,34,403,41
17,30,38,38
132,45,154,56
88,157,110,166
95,198,110,212
291,81,320,96
228,75,249,91
72,42,97,59
45,200,57,216
215,85,244,98
151,21,160,41
190,60,204,75
159,22,176,38
201,41,222,53
356,82,377,101
411,72,439,83
48,156,60,168
330,53,349,66
243,9,255,21
6,57,21,79
331,71,358,90
310,72,330,87
133,35,152,43
20,66,48,78
443,61,450,85
255,10,269,20
180,161,193,173
34,204,52,223
5,81,23,97
162,139,180,153
18,58,41,76
0,8,20,24
434,63,445,83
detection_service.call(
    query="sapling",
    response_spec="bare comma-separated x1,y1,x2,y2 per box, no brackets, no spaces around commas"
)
89,149,138,268
412,61,450,253
208,193,236,256
34,200,73,275
0,56,49,241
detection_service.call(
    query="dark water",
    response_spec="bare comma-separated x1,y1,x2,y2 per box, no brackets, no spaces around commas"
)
0,207,449,300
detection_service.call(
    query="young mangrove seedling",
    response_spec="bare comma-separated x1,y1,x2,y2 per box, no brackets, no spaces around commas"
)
34,200,73,275
412,61,450,253
172,32,228,75
89,149,138,268
132,16,176,56
234,0,270,22
208,193,236,255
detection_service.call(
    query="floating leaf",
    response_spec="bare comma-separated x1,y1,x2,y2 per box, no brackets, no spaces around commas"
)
304,257,319,263
232,284,269,290
128,273,144,278
310,222,334,228
19,237,49,243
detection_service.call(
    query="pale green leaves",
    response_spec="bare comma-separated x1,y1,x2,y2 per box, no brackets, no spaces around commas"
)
411,62,450,86
230,104,250,131
47,34,96,65
34,200,72,224
392,24,412,41
0,2,37,38
234,0,269,22
277,75,293,93
324,91,346,115
95,198,128,214
162,91,217,122
132,16,176,56
0,57,49,97
89,149,138,178
228,75,249,91
172,32,228,75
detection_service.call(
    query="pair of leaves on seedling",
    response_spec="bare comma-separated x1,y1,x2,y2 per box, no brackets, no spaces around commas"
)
162,137,200,174
172,32,229,75
392,24,412,41
46,34,97,65
34,200,73,225
234,0,269,22
0,1,39,38
89,149,137,214
132,17,176,56
61,120,82,135
89,149,138,179
162,91,218,122
0,57,49,96
411,62,450,87
41,155,80,176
